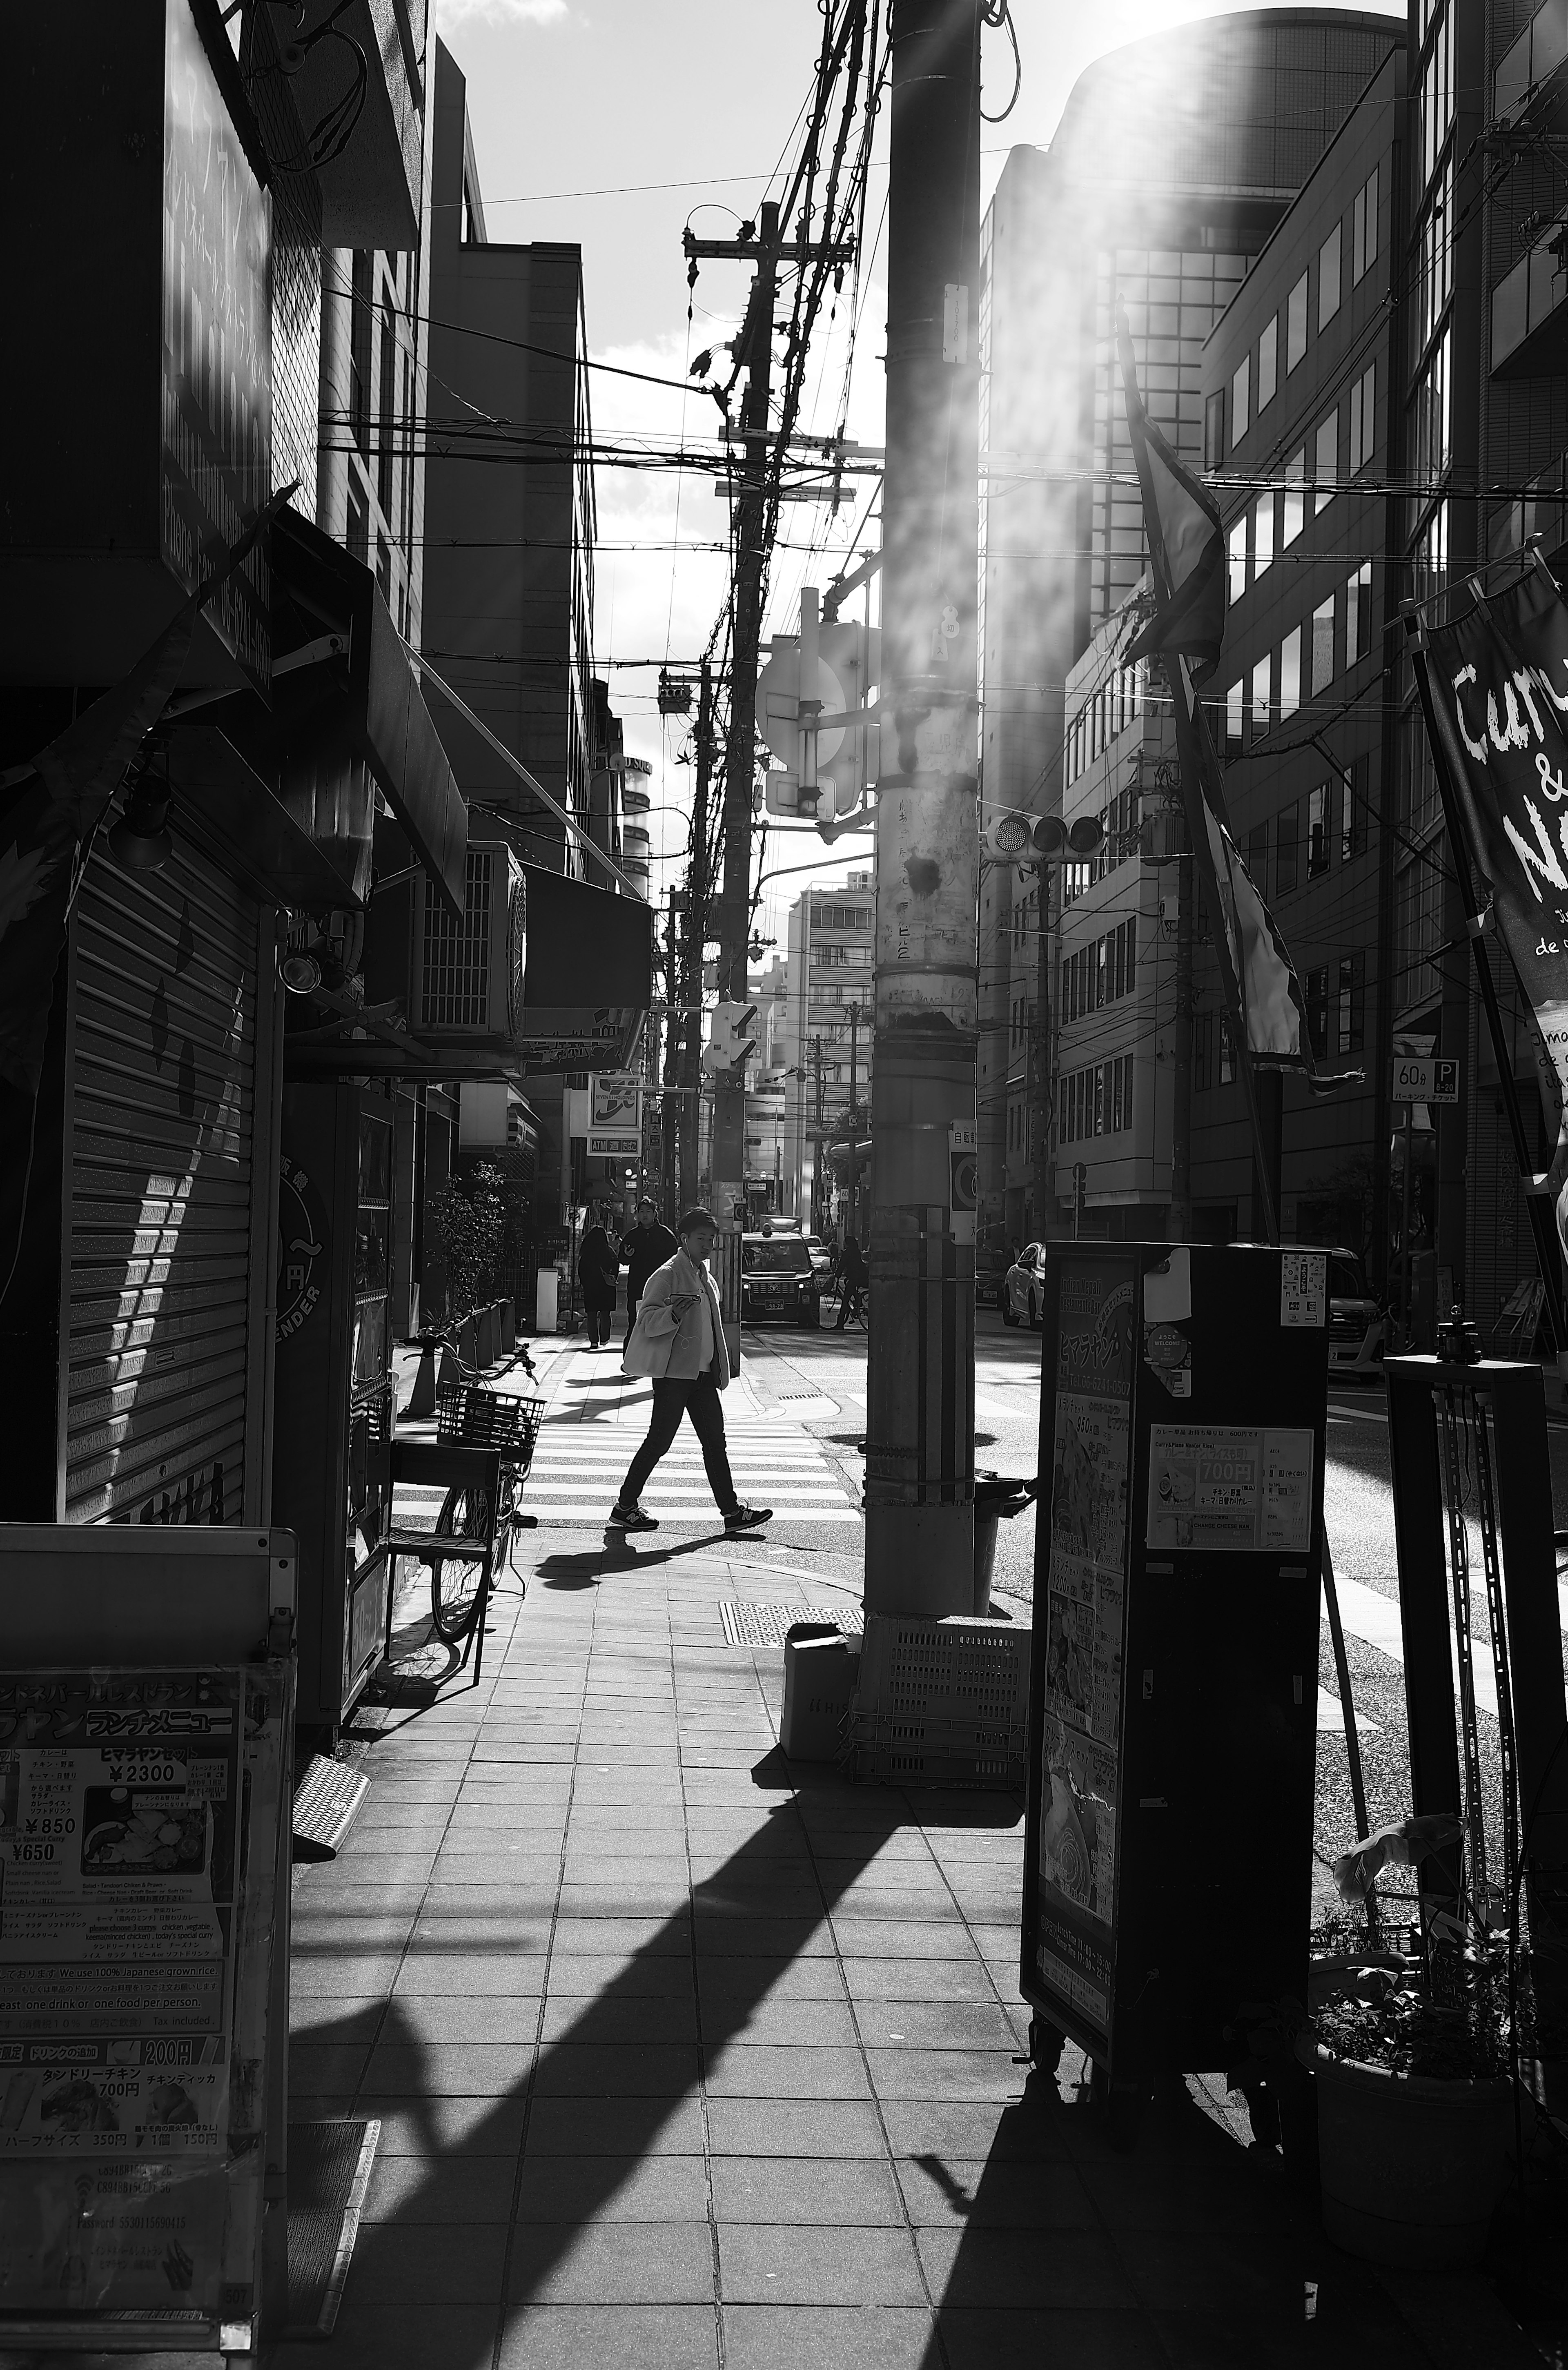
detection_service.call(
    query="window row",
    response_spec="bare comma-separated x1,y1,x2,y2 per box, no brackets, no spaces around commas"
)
1060,784,1144,909
1208,168,1379,459
1305,953,1366,1059
1221,564,1375,748
812,944,872,967
1061,918,1138,1024
811,903,872,931
1194,1012,1236,1092
1243,771,1366,902
1009,993,1034,1051
1060,1055,1134,1146
1223,368,1377,589
1066,661,1147,787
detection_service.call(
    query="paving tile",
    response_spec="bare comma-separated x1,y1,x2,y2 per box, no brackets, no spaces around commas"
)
829,1920,982,1960
498,2305,719,2370
264,2303,496,2368
523,2093,706,2156
705,2042,872,2100
539,1995,699,2044
356,2091,529,2156
838,1958,998,2004
289,1996,387,2040
1113,2229,1378,2318
718,2225,925,2308
410,1918,553,1954
394,1953,541,1997
725,2304,947,2370
291,1950,407,1995
507,2218,717,2304
347,2218,509,2305
381,1993,543,2045
533,2041,700,2095
855,2003,1022,2051
880,2100,1069,2163
895,2155,1099,2229
432,1852,565,1885
710,2156,905,2227
364,2042,535,2096
557,1884,696,1919
512,2151,710,2223
545,1951,699,1999
549,1915,691,1956
713,1998,859,2047
321,1850,439,1884
706,2098,889,2158
694,1917,834,1958
916,2226,1135,2310
937,2308,1168,2370
288,2042,371,2096
363,2152,519,2224
865,2047,1026,2104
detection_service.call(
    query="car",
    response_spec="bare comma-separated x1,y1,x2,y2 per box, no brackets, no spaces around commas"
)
974,1243,1010,1312
1326,1247,1387,1379
802,1233,834,1281
741,1230,822,1328
1003,1243,1048,1329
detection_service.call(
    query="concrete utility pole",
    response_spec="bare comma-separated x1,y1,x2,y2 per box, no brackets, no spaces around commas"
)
846,1000,862,1241
680,658,714,1211
1030,877,1052,1233
864,0,982,1617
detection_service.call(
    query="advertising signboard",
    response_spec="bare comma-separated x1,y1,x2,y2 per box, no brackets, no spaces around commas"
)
588,1071,641,1158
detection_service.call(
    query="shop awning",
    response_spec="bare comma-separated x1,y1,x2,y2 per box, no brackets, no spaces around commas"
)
517,860,654,1074
164,726,369,913
210,508,468,920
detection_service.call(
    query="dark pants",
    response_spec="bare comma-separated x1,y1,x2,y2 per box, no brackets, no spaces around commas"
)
618,1377,738,1517
584,1302,613,1345
624,1290,642,1344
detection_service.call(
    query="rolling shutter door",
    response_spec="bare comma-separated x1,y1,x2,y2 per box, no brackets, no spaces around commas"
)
63,837,260,1524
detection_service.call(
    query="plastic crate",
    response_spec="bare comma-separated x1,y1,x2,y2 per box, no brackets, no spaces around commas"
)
436,1383,545,1466
855,1611,1030,1731
846,1713,1027,1789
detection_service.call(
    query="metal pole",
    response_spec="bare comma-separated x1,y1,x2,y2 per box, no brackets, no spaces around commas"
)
1169,843,1194,1239
1400,1099,1414,1346
847,1001,860,1240
864,0,981,1618
1032,874,1050,1227
681,659,713,1212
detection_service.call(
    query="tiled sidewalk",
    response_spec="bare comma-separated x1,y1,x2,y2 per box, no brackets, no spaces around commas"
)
275,1533,1537,2370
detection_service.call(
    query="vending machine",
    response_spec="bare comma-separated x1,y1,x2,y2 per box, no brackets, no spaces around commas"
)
1021,1243,1330,2093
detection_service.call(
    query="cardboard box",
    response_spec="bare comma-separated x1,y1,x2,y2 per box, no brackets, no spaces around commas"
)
781,1627,859,1762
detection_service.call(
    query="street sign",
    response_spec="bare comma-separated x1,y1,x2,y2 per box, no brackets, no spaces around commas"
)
1391,1055,1459,1104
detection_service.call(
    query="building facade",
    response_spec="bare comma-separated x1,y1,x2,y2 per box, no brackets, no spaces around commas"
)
778,871,875,1233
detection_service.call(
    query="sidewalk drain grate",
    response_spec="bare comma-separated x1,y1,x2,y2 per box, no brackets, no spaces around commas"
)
719,1600,864,1647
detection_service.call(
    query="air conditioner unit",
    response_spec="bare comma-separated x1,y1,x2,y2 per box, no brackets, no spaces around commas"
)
409,839,526,1052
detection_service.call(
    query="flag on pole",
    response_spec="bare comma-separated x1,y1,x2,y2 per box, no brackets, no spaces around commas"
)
1118,359,1226,685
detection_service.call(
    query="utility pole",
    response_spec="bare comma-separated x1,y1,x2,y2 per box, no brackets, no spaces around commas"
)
686,204,856,1362
1169,802,1194,1237
846,1001,862,1241
865,0,982,1617
680,658,713,1211
662,898,681,1215
1030,876,1052,1233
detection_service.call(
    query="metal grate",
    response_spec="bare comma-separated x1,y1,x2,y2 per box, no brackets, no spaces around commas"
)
423,848,493,1025
719,1600,864,1647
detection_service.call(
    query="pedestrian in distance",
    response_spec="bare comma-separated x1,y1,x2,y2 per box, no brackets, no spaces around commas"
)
612,1208,772,1536
621,1194,677,1350
835,1230,868,1330
577,1205,621,1348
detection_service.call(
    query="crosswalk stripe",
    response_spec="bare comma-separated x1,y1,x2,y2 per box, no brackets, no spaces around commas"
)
528,1505,860,1526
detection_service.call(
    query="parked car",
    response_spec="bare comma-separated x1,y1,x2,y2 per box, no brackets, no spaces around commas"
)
802,1233,834,1281
1327,1248,1387,1379
1003,1243,1048,1329
974,1243,1010,1312
741,1231,822,1328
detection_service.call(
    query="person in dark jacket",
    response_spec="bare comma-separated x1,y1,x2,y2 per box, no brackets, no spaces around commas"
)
835,1232,868,1330
622,1195,677,1346
577,1207,621,1346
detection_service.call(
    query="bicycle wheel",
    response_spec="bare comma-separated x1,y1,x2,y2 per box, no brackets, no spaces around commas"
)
430,1484,492,1642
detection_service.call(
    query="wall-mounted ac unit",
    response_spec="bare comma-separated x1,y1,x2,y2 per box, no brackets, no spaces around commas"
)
409,840,526,1052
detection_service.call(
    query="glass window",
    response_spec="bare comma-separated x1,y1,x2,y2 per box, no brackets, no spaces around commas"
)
1349,363,1376,474
1337,950,1365,1053
1354,166,1380,285
1347,560,1373,662
1225,680,1244,755
1204,388,1225,468
1287,272,1309,371
1258,316,1278,411
1283,450,1305,547
1343,757,1366,861
1228,515,1248,606
1276,802,1300,895
1279,626,1301,719
1232,352,1250,443
1319,221,1342,330
1314,409,1338,513
1311,595,1335,694
1308,782,1330,877
1252,651,1272,735
1412,325,1451,490
1254,493,1274,577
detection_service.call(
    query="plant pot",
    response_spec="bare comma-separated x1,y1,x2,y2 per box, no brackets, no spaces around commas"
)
1296,2031,1514,2267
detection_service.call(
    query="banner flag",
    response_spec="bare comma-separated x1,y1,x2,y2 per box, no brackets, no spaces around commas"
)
1423,564,1568,1258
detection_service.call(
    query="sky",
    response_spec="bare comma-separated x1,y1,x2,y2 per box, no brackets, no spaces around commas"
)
430,0,1403,945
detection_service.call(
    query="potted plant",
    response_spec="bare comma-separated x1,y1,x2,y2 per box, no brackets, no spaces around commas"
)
1295,1814,1524,2268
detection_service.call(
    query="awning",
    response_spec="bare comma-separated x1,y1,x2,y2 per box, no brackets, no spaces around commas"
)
164,725,367,912
517,860,654,1074
213,508,468,920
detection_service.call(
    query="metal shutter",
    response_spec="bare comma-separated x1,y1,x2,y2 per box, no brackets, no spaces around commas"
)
62,837,261,1524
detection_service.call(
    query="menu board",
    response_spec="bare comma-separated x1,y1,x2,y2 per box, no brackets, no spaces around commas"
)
1145,1426,1314,1554
1035,1257,1135,2041
0,1665,287,2334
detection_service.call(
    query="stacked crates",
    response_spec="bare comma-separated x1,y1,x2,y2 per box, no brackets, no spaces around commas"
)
848,1613,1031,1787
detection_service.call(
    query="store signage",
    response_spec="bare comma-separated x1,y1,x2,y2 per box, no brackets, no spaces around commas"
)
161,0,272,690
1390,1055,1459,1104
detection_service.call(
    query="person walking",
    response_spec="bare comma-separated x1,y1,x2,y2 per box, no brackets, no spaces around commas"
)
835,1230,867,1330
577,1205,621,1348
622,1194,677,1350
612,1208,771,1535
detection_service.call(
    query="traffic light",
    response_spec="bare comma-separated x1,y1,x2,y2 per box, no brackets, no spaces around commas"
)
982,810,1108,865
757,602,880,823
702,1000,760,1073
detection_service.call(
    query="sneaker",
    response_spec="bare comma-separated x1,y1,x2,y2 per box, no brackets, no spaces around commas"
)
724,1504,773,1535
610,1504,659,1532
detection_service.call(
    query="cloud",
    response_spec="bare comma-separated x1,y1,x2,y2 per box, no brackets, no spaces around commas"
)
436,0,567,29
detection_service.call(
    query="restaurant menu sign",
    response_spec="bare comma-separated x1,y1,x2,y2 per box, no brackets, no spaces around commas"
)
0,1665,285,2333
1035,1256,1135,2043
1145,1426,1314,1554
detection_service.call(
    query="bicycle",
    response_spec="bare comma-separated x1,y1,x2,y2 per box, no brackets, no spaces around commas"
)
425,1381,546,1644
834,1281,869,1332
